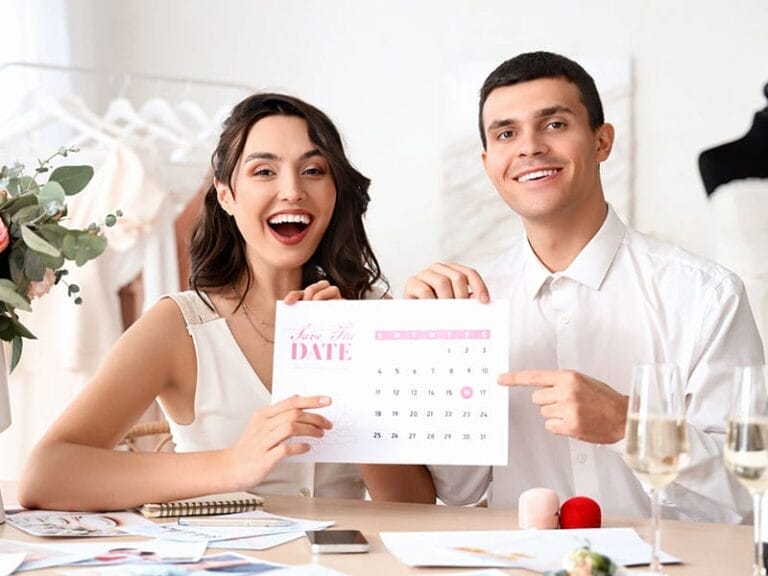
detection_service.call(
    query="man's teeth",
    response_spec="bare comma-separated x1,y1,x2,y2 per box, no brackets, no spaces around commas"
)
268,214,311,225
517,169,558,183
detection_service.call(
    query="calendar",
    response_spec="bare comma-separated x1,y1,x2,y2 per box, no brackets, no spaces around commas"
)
271,299,510,465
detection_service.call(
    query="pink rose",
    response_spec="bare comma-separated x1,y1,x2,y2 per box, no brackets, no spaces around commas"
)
27,268,56,300
0,218,8,253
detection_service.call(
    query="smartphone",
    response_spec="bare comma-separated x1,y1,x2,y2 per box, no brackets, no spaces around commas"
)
305,529,370,553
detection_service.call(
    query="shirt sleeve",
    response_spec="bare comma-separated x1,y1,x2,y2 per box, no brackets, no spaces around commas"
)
427,464,492,506
665,273,764,522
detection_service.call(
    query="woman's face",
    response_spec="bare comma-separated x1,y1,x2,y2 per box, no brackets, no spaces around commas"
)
217,114,337,274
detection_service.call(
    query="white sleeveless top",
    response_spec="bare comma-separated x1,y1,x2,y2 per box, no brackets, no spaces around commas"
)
159,290,366,499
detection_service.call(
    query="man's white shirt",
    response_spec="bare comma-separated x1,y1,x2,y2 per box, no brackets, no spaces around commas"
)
429,205,763,523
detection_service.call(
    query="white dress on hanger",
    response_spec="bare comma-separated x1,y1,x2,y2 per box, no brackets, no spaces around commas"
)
0,141,167,479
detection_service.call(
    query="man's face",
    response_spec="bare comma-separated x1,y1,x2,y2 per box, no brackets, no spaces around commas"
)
481,77,614,226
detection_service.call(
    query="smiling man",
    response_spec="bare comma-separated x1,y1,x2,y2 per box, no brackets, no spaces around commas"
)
402,52,764,522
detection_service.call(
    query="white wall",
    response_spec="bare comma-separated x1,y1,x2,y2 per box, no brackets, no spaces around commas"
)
54,0,768,292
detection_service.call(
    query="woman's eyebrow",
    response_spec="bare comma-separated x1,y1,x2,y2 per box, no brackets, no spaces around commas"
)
242,148,322,164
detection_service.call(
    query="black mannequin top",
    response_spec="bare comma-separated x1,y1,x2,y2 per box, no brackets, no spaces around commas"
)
699,82,768,197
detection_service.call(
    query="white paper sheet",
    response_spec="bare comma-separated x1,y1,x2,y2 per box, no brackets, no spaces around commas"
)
52,538,208,565
0,553,24,576
122,511,332,544
0,538,93,572
270,565,351,575
272,299,510,465
380,528,680,572
4,510,154,537
209,530,306,550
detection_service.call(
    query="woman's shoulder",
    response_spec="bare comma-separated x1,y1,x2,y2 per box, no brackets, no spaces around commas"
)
162,290,221,325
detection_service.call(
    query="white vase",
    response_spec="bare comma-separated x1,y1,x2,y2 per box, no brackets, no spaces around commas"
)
0,349,9,524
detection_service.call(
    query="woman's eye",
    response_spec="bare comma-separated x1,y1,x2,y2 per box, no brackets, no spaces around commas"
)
253,168,274,177
303,167,325,176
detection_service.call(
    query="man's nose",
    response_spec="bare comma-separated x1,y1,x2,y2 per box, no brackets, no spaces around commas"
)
516,130,548,157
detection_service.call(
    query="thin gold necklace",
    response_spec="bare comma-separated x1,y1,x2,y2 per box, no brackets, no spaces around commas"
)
233,289,275,345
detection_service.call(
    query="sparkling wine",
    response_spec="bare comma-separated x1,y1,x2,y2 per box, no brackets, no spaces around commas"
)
724,418,768,494
625,415,688,489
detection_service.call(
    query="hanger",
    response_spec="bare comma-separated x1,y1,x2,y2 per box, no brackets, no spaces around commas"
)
0,61,253,156
0,89,114,147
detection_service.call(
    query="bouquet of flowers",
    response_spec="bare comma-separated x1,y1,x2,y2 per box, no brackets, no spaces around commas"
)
0,147,120,371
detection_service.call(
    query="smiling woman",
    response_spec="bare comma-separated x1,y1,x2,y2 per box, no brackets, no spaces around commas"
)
17,93,389,512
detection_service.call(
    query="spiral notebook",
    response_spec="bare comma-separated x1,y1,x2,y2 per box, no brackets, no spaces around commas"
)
137,491,264,519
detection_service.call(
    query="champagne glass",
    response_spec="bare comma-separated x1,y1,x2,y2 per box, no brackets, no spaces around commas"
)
624,363,688,575
724,365,768,576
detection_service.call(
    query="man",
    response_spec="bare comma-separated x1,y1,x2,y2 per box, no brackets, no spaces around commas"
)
405,51,763,522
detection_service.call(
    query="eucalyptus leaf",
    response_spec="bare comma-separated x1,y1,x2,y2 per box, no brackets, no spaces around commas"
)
11,203,43,226
38,181,66,208
23,250,46,281
9,246,25,285
10,335,22,372
21,225,61,258
23,249,61,282
19,176,39,194
0,279,31,311
71,232,107,266
36,223,68,250
49,165,94,196
9,315,36,339
5,194,38,217
0,320,16,341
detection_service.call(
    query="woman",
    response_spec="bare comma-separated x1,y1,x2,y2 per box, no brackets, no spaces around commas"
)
18,93,389,511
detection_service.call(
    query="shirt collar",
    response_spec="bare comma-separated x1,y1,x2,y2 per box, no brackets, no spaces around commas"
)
523,204,627,300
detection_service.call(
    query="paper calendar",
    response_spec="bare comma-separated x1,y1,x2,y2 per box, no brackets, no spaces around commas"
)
271,299,510,465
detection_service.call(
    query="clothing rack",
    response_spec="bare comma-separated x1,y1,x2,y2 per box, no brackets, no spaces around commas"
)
0,61,254,162
0,60,254,95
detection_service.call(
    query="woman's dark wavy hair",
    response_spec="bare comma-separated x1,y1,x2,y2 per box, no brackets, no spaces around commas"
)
189,93,387,303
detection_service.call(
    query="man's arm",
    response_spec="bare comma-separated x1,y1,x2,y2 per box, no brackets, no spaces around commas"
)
660,274,763,522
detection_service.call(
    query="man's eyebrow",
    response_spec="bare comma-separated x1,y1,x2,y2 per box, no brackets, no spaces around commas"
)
535,105,574,118
486,105,575,134
242,148,323,164
487,118,516,132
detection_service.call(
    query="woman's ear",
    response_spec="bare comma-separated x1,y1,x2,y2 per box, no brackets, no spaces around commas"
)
214,178,233,215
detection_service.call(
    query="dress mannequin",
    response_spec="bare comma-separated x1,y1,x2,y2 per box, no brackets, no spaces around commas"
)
700,84,768,558
698,83,768,197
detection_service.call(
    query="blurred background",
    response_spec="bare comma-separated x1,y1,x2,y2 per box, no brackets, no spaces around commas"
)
1,0,767,479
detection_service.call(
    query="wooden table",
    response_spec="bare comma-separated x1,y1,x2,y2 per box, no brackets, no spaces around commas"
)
0,482,753,574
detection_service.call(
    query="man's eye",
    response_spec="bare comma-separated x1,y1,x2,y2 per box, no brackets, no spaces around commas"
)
547,121,566,130
498,130,514,140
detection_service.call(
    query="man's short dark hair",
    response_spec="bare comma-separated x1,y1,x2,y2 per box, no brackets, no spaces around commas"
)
478,51,605,149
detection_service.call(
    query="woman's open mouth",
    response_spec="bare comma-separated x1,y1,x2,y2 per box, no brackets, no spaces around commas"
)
267,212,313,245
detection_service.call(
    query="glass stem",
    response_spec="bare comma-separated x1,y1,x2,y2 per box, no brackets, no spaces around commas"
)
753,492,766,576
651,487,662,572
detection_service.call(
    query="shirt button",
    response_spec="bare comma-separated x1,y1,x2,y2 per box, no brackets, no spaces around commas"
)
576,452,588,464
298,488,311,497
560,315,571,325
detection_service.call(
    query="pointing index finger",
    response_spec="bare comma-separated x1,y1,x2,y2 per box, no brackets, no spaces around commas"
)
497,370,557,387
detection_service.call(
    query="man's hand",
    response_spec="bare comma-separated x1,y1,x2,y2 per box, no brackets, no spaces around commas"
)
404,262,489,302
499,369,628,444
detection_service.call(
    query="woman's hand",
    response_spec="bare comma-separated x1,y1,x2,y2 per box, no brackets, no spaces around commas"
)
284,280,341,304
225,395,333,489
